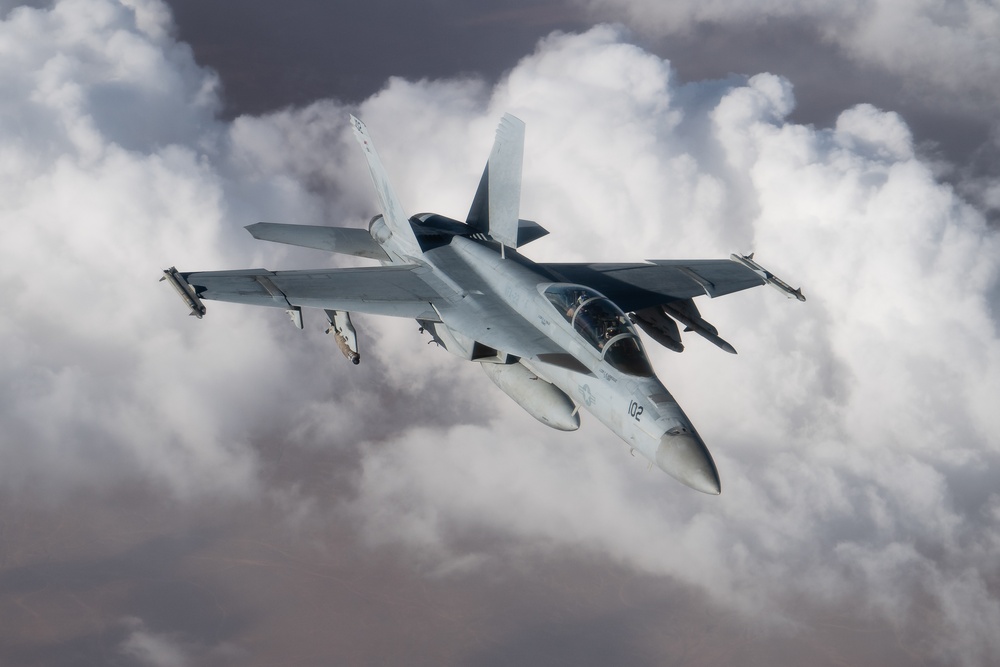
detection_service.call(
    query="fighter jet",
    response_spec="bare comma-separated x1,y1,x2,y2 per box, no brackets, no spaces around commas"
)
162,114,805,494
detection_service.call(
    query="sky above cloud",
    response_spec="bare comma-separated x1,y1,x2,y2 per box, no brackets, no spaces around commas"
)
2,1,999,665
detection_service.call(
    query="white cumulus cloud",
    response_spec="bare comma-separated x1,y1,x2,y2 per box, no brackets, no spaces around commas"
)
2,2,999,665
329,26,999,665
578,0,1000,116
0,0,328,499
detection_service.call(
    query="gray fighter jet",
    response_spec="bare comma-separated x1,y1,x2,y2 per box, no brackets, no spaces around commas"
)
163,114,805,494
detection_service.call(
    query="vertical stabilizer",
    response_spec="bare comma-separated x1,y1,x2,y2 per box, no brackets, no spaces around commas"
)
350,115,421,255
466,113,524,251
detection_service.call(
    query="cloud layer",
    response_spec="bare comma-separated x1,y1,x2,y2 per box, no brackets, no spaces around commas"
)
578,0,1000,222
2,2,998,665
581,0,1000,116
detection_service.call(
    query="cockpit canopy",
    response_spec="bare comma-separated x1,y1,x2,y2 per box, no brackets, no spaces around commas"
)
542,284,654,377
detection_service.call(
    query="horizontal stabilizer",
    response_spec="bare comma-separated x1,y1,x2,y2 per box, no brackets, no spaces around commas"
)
516,219,549,247
246,223,390,261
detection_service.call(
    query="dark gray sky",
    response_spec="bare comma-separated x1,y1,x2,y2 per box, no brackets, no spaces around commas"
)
167,0,998,201
2,1,999,666
167,1,589,114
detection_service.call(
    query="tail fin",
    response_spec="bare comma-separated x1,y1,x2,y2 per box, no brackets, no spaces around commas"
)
350,115,421,255
466,113,524,250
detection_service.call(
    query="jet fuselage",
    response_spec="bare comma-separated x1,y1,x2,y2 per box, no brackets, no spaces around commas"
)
393,223,721,494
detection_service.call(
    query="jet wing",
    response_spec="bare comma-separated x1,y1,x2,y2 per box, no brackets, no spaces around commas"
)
181,265,442,320
538,259,767,312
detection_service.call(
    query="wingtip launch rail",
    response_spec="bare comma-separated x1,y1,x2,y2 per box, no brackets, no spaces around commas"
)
160,267,206,318
730,253,806,302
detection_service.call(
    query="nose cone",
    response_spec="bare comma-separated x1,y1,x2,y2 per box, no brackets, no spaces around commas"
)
656,430,721,495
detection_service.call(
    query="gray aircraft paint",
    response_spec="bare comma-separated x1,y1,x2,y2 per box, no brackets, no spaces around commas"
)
166,114,805,494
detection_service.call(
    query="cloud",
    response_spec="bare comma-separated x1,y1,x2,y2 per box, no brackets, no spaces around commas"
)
578,0,1000,116
2,2,999,664
117,616,246,667
119,617,191,667
0,0,331,500
576,0,1000,223
328,26,999,664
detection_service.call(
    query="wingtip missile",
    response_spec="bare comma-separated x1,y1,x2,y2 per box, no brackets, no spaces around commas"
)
730,253,806,302
160,267,206,319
